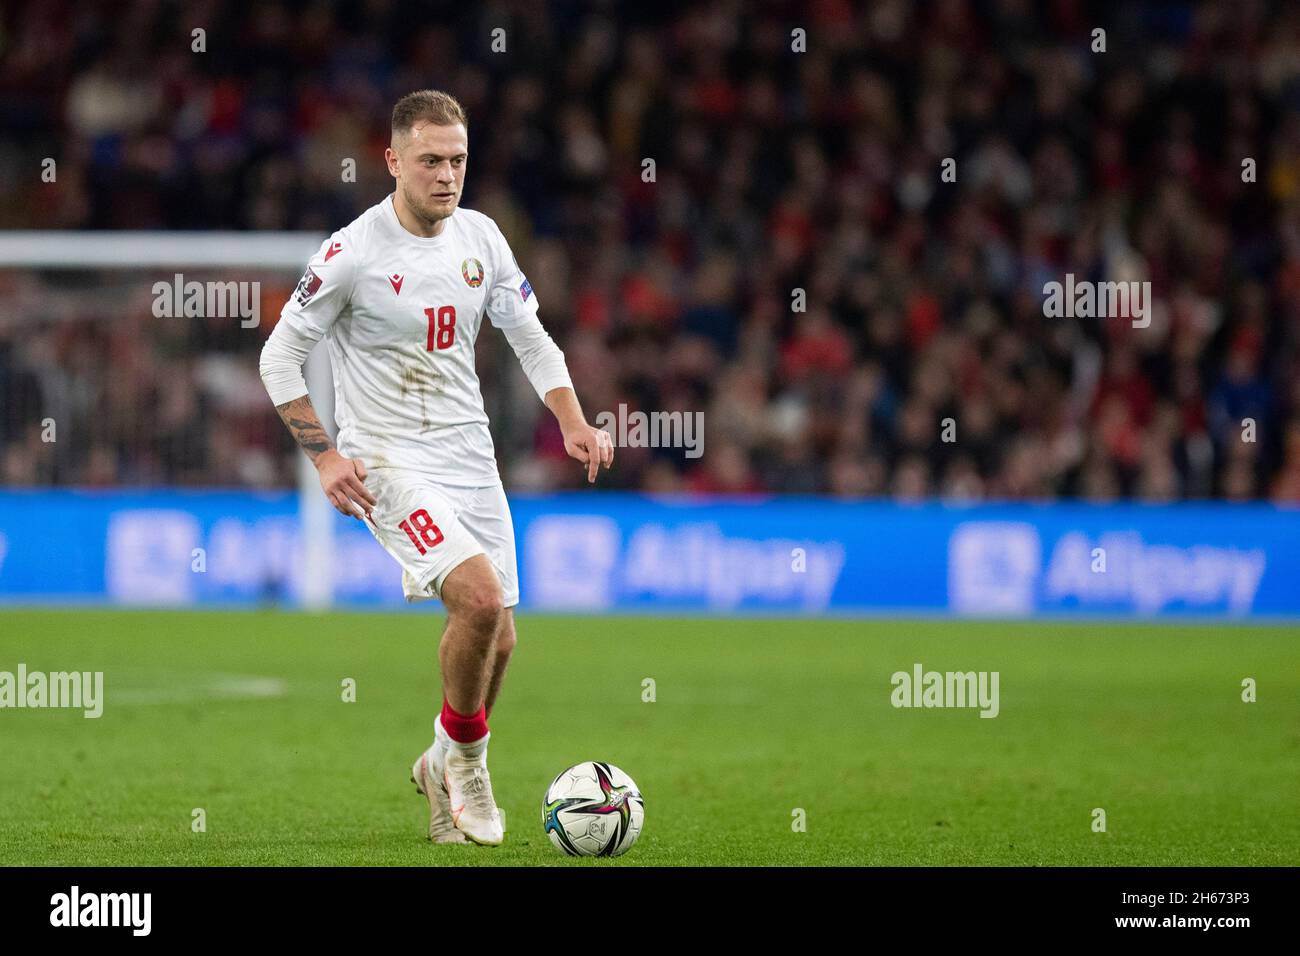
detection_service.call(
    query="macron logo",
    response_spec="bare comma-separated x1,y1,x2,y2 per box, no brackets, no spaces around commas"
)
50,886,151,936
388,274,404,295
324,241,343,261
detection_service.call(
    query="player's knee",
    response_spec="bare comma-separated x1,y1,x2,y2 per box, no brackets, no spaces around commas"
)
452,585,504,636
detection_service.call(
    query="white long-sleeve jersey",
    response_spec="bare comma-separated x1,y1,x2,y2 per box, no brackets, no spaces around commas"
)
260,194,572,485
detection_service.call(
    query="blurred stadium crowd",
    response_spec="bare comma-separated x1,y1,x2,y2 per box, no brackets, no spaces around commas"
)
2,0,1300,501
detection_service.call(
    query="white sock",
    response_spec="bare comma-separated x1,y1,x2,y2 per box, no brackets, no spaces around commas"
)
430,716,450,766
446,730,490,764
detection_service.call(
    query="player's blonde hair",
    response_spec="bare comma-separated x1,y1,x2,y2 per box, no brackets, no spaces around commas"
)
391,90,468,137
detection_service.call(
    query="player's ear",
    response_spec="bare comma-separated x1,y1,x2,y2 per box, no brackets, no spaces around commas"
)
384,146,400,178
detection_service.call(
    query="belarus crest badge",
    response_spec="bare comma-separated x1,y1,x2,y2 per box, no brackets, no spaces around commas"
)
462,257,484,288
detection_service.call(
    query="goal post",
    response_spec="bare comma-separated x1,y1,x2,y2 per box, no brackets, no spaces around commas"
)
0,230,339,609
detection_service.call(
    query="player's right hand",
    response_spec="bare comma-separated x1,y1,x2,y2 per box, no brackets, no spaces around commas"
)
315,449,377,519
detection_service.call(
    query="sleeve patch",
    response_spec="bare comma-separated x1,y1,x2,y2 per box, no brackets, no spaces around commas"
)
294,267,323,305
520,277,533,301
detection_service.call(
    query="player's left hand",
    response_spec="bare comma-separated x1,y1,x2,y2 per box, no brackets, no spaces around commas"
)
564,424,614,483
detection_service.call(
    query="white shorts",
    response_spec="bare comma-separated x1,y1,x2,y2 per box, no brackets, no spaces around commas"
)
362,467,519,607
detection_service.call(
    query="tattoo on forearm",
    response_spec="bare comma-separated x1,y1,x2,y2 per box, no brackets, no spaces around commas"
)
274,396,335,461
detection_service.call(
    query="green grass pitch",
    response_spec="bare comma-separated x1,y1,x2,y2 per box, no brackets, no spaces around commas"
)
1,609,1297,866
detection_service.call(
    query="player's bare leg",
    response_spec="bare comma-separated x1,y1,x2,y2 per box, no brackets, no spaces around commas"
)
439,555,503,713
484,607,517,717
431,554,506,845
410,559,513,845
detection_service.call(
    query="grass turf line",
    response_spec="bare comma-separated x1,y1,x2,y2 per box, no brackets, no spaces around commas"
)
0,610,1296,866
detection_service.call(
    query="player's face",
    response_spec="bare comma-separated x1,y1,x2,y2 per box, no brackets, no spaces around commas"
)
388,121,468,225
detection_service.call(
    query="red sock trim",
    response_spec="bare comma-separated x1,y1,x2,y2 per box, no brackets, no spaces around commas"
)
440,699,488,743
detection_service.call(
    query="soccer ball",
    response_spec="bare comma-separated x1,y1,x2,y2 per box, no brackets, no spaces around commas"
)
542,761,644,857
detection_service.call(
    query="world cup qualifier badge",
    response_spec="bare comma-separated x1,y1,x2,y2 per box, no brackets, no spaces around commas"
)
294,267,322,305
462,257,484,287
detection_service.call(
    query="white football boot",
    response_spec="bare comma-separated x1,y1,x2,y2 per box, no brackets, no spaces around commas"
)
443,746,505,846
410,744,467,844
